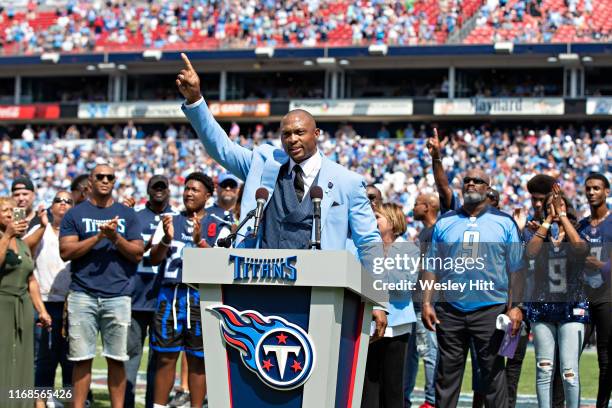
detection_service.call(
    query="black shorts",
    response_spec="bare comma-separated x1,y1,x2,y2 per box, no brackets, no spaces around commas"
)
151,284,203,358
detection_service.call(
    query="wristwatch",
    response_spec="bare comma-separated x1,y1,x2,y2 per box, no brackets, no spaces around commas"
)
558,211,567,218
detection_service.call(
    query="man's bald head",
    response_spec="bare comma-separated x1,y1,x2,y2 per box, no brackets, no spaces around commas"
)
280,109,319,164
414,192,440,221
422,193,440,210
281,109,317,130
92,163,113,175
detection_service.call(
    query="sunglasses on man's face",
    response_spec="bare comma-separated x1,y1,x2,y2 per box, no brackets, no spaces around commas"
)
53,197,73,205
219,181,238,189
463,177,488,185
95,174,116,182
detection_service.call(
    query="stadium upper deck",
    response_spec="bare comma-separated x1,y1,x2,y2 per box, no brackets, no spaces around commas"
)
0,0,610,57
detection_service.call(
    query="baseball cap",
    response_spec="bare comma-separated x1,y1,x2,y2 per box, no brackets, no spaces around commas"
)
11,176,35,192
148,175,169,189
218,172,240,188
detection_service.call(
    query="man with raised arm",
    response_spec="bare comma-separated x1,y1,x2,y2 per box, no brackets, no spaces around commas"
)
175,53,386,335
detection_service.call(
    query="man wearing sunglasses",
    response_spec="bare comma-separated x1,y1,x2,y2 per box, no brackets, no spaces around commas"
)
421,169,525,408
426,130,509,408
59,164,144,408
428,131,501,214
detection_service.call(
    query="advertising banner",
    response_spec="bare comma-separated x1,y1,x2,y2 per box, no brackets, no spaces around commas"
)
0,104,60,120
289,99,413,116
78,101,270,119
586,98,612,115
434,98,565,115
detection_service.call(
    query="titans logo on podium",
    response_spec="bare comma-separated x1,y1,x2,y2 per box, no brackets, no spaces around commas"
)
209,305,316,390
230,254,297,282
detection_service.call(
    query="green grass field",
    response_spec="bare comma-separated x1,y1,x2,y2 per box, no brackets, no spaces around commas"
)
411,347,599,398
82,343,601,407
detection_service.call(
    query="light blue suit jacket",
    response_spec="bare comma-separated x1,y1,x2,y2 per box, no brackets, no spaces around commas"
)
182,101,380,257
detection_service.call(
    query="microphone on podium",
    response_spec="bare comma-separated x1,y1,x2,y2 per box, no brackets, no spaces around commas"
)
309,186,323,250
252,187,269,238
216,187,268,248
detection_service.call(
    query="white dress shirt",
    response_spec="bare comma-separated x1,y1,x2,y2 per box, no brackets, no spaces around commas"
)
288,150,322,202
184,97,204,109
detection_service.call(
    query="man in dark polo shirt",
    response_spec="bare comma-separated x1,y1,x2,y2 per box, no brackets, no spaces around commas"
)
59,164,144,408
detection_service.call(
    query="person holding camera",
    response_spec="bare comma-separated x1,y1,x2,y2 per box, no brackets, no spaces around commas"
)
0,196,51,406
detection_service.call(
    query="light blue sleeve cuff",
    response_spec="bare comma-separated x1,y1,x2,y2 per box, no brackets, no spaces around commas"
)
184,96,204,109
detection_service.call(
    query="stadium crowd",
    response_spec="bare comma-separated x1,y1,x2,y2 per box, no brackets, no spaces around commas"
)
1,122,609,239
0,113,610,408
469,0,612,43
0,0,494,53
1,0,612,54
0,0,457,53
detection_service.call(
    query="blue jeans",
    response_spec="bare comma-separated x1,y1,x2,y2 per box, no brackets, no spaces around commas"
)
67,291,131,361
533,322,584,408
404,311,437,406
124,311,156,408
35,302,73,388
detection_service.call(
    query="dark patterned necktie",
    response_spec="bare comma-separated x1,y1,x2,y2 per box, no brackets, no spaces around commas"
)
293,164,305,202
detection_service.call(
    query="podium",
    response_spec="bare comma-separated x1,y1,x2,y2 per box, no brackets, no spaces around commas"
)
183,248,380,408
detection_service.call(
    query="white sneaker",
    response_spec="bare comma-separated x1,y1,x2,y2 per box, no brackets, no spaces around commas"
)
46,396,64,408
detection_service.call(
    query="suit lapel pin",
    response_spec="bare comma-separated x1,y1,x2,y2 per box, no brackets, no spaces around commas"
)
326,181,333,194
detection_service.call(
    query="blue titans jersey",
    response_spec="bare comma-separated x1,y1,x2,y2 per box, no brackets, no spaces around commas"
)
201,204,235,247
152,212,202,285
522,227,537,302
426,206,524,312
526,240,589,324
133,204,175,311
578,213,612,289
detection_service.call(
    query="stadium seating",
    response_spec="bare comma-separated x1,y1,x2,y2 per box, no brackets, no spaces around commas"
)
0,0,497,54
1,124,609,240
465,0,612,44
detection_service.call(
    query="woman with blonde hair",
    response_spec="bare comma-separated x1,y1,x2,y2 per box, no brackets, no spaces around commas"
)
362,202,416,408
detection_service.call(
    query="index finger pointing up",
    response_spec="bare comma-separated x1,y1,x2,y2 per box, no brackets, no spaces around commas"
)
181,53,194,71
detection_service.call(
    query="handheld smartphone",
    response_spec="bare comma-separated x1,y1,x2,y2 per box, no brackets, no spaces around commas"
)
12,207,26,222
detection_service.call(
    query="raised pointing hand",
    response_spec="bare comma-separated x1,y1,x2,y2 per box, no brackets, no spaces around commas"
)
176,53,202,104
426,128,441,160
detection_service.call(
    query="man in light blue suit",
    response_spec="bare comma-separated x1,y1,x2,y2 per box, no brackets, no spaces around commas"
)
176,53,386,335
